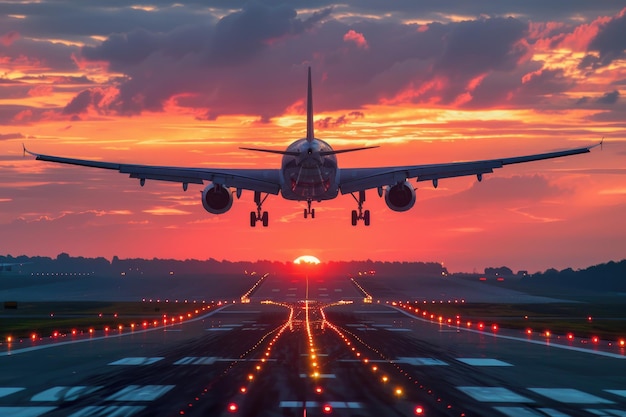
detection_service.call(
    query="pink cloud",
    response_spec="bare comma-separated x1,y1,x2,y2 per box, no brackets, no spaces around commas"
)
1,31,19,46
343,29,369,49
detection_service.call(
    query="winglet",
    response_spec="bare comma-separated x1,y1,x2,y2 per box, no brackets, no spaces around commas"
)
306,67,314,142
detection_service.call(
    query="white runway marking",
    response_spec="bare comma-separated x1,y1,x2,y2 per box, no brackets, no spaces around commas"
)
605,390,626,398
537,408,573,417
0,387,24,398
457,358,513,367
396,357,448,366
272,289,280,292
68,405,145,416
385,328,411,332
372,324,392,327
584,409,626,416
318,288,327,290
109,357,164,366
279,401,362,408
0,407,57,417
31,386,102,402
529,388,614,404
106,385,175,402
206,328,232,331
357,327,378,331
174,357,218,365
334,289,342,292
493,407,549,416
457,386,534,403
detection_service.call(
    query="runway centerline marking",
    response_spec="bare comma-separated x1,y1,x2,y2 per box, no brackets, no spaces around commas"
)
457,386,534,403
396,357,448,366
528,388,614,404
109,357,164,366
391,306,626,359
457,358,513,367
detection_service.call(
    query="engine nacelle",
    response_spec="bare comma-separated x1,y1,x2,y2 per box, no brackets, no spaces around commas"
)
384,181,416,212
201,183,233,214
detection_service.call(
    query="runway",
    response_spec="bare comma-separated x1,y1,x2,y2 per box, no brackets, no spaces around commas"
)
1,272,625,416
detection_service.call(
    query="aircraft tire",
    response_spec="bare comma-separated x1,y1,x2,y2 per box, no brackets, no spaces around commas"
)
250,211,257,227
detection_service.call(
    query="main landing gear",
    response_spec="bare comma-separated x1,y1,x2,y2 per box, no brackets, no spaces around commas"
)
303,199,315,219
250,191,269,227
351,190,370,226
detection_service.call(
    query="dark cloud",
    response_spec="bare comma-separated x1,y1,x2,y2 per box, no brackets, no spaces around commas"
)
315,111,364,129
583,9,626,68
596,89,620,104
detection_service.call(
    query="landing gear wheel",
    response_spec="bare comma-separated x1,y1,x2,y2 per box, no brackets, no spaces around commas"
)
250,191,270,227
350,190,370,226
311,208,315,219
364,210,370,226
250,211,257,227
261,211,269,227
351,210,358,226
304,208,308,219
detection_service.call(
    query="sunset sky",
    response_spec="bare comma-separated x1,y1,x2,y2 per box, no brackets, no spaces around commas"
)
1,1,625,273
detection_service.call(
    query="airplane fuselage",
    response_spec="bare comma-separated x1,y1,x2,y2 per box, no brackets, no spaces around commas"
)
280,138,339,201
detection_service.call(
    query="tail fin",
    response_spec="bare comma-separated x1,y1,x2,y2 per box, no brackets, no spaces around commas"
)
306,67,314,142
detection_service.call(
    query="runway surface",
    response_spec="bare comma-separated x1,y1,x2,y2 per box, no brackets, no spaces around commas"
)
1,271,625,416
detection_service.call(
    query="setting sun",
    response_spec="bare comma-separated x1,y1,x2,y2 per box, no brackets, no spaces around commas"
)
294,255,321,265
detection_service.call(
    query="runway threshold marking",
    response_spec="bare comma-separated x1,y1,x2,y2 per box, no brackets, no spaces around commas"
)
109,357,164,366
528,388,615,404
0,387,24,398
391,306,626,359
31,386,102,402
105,385,175,402
68,405,145,417
0,406,57,417
457,386,534,403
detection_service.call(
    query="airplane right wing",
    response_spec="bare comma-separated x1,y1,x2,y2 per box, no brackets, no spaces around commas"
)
338,142,600,194
24,146,282,194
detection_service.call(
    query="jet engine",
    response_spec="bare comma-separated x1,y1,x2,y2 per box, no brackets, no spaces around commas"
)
384,181,416,212
201,183,233,214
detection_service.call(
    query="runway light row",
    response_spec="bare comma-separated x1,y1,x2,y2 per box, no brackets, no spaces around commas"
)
240,272,270,303
394,301,626,353
2,302,223,346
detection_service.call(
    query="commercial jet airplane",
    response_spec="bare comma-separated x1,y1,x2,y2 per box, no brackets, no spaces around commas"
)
24,68,600,227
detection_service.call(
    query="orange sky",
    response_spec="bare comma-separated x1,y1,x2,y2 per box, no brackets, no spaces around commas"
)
1,3,625,272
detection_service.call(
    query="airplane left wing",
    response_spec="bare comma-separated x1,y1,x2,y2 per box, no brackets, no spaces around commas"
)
338,142,600,194
23,147,282,194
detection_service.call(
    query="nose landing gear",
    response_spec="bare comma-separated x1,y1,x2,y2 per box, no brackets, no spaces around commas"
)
304,199,315,219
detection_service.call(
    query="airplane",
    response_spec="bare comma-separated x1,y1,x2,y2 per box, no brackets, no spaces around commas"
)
24,68,600,227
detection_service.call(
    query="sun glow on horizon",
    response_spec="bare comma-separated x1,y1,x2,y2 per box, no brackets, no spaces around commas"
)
294,255,321,265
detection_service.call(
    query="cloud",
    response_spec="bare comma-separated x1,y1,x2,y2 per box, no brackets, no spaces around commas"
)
343,29,369,49
583,8,626,68
596,90,620,104
0,132,24,141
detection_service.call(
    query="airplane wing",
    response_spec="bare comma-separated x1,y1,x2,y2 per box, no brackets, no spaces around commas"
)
338,142,600,194
23,147,282,195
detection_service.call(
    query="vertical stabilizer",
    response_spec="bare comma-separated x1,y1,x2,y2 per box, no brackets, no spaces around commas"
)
306,67,314,142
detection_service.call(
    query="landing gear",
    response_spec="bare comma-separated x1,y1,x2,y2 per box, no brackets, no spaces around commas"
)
350,190,370,226
303,199,315,219
250,191,269,227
